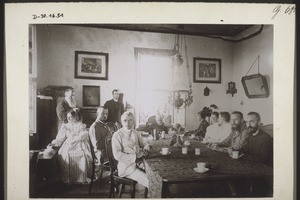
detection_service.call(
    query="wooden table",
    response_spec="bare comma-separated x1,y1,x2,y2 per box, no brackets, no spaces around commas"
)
143,134,273,198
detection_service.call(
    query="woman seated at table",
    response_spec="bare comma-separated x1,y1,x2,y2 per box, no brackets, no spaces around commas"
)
50,108,93,184
112,111,150,188
204,112,231,143
191,111,209,139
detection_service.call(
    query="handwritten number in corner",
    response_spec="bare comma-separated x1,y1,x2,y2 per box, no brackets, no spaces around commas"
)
272,5,295,20
32,13,64,20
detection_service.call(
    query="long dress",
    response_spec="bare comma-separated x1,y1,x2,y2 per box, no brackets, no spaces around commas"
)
52,122,93,184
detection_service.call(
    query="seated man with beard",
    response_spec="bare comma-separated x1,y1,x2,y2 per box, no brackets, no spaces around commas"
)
242,112,273,197
149,114,169,134
242,112,273,166
56,88,77,129
209,111,249,152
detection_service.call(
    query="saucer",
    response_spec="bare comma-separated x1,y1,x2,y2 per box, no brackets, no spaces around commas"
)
159,151,171,155
201,141,208,144
193,167,209,173
229,153,244,159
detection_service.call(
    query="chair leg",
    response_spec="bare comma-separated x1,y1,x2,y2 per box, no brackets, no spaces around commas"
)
108,178,115,198
226,181,237,197
131,183,136,198
98,168,104,188
118,184,124,198
144,187,148,198
89,165,95,194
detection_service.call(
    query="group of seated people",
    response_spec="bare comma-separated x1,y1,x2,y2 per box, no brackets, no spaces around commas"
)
190,110,273,166
49,88,273,196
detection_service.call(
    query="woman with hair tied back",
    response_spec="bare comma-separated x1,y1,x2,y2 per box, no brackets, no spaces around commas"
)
50,108,93,184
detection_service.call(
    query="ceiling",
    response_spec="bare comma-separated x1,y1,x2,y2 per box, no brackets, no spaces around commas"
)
70,24,253,37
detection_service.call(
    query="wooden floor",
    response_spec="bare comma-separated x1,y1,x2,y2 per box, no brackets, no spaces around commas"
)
31,174,146,198
31,174,272,198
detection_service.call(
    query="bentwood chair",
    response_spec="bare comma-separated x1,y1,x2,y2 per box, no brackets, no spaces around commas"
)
88,124,117,194
105,135,148,198
115,121,122,130
105,122,118,132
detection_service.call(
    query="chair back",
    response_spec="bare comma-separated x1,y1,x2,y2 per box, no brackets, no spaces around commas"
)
105,122,118,133
146,115,156,126
87,135,97,162
105,135,118,174
115,121,122,130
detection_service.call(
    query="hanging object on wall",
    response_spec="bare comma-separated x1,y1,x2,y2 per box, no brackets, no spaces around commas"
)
226,82,237,97
204,86,210,96
241,55,270,98
168,31,193,109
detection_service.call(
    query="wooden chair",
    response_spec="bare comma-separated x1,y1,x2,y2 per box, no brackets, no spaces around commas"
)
115,121,122,130
146,115,156,127
105,135,148,198
105,122,118,132
88,124,116,194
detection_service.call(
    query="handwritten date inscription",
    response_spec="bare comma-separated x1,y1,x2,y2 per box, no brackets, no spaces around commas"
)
33,13,64,20
272,5,295,19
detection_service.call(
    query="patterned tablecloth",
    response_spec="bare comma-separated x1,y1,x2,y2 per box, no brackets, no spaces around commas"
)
143,134,273,198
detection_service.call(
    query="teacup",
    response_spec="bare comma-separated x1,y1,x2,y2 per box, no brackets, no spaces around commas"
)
227,147,233,155
162,147,169,155
197,162,206,170
161,131,166,139
232,151,239,158
195,148,201,155
182,147,188,154
190,133,195,138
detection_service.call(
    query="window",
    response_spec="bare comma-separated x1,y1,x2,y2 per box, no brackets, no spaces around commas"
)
135,48,186,126
29,25,37,134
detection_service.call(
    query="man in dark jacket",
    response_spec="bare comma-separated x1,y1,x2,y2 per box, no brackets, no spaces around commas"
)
56,88,76,129
104,89,124,123
242,112,273,166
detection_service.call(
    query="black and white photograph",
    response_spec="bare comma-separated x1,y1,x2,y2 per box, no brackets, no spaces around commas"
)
5,3,295,200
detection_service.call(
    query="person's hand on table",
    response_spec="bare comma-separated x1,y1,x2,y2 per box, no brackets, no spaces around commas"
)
136,150,144,158
208,142,218,150
142,149,149,157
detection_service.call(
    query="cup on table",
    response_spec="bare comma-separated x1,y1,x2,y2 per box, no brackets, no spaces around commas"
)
195,148,201,155
182,147,188,154
179,134,184,140
232,150,239,158
227,147,233,155
190,133,195,139
162,147,169,155
196,162,206,170
161,131,166,139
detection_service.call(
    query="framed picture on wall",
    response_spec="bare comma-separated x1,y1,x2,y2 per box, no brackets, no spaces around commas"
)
83,85,100,107
75,51,108,80
193,57,221,83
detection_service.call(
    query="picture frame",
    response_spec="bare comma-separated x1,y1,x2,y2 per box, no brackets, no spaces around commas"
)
193,57,221,83
75,51,108,80
82,85,100,107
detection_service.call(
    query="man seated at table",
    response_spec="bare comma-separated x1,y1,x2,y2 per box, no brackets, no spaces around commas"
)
149,114,169,134
204,111,231,143
242,112,273,166
191,111,209,139
112,111,150,189
209,111,248,152
89,106,110,165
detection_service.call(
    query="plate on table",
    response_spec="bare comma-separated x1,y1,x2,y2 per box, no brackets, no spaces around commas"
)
193,167,209,173
159,151,171,155
229,153,244,159
201,140,208,144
